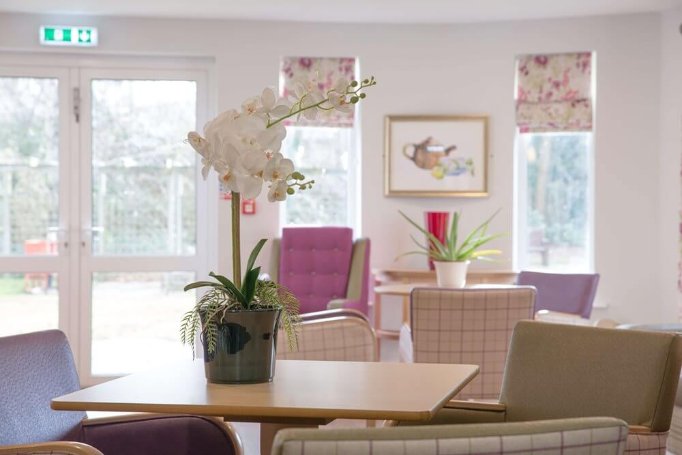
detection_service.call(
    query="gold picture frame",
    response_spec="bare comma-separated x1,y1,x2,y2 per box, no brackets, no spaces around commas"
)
384,115,489,197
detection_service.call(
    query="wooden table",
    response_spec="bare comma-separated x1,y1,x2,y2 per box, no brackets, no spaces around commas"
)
52,359,478,455
373,268,518,286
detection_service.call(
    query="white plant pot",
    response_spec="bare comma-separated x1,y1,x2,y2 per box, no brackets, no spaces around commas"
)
433,261,470,288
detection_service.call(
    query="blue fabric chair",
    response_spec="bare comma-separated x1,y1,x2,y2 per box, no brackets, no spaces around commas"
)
0,330,242,455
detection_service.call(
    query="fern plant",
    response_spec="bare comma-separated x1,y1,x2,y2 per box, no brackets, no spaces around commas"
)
399,210,504,262
180,238,300,357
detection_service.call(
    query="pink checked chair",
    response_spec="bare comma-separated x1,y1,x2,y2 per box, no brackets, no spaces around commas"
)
0,330,242,455
516,270,600,319
401,321,682,455
399,287,536,400
277,309,377,361
272,417,629,455
269,227,371,315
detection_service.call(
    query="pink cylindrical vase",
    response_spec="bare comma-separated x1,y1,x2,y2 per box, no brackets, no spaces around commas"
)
425,211,450,271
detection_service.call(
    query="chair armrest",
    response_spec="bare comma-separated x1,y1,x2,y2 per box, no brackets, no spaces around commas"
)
0,442,103,455
388,401,507,427
81,414,243,455
327,298,353,310
300,308,368,322
535,310,584,320
628,424,653,433
445,400,507,412
535,311,620,328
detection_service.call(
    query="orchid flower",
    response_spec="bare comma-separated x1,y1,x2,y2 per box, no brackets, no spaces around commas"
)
263,152,294,182
267,180,289,202
327,78,353,113
185,75,375,290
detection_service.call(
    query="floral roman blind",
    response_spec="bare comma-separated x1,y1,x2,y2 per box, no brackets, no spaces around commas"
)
279,56,356,127
515,52,593,133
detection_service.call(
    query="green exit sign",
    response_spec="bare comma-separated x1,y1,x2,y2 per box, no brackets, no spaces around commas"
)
40,26,98,47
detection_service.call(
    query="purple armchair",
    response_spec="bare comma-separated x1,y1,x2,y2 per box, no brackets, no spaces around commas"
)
269,227,371,316
516,270,600,319
0,330,242,455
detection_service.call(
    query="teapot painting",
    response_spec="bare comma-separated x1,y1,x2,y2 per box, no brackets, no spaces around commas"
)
403,137,457,170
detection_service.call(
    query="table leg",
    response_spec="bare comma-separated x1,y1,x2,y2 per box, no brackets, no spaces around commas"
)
260,423,317,455
374,294,382,356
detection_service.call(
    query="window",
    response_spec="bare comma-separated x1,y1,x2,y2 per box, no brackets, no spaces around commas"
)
514,53,594,272
280,126,354,226
278,57,358,229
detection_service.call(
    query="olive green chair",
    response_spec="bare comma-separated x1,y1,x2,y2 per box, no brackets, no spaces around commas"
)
396,321,682,455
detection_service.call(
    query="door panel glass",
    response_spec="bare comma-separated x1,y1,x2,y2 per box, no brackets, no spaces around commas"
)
90,80,197,256
91,271,194,376
0,272,58,336
0,77,59,256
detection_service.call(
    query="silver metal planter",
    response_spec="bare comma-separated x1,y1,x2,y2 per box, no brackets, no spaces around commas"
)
202,308,281,384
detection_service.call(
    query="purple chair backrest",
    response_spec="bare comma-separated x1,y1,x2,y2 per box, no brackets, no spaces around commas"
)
279,227,354,314
0,330,85,444
516,271,600,319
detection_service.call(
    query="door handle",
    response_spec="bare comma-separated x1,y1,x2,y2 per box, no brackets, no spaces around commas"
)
81,226,104,247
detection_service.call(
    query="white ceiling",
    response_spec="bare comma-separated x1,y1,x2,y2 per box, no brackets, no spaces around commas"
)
0,0,681,24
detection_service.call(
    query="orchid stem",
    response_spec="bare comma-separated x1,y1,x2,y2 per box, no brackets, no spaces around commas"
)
231,191,241,289
266,77,376,128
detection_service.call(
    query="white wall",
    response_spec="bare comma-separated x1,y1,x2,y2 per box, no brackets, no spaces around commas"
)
0,11,669,324
659,8,682,323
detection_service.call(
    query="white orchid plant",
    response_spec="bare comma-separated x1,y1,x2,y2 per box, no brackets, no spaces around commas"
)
180,76,376,354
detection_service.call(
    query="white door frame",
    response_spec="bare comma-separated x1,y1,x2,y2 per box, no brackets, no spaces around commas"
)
0,53,214,385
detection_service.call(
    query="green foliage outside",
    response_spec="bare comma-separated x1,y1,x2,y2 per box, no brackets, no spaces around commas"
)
0,78,197,257
0,276,25,295
525,133,589,247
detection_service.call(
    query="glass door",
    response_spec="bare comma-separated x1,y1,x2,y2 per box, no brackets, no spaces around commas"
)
0,60,209,385
78,68,208,384
0,66,72,338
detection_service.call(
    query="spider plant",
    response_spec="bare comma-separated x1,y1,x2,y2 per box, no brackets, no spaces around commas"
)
399,210,503,262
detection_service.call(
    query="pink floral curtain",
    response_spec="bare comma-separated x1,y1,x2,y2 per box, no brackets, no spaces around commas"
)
515,52,593,133
279,56,356,127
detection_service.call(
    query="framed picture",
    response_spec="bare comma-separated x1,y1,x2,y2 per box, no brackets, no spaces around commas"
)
384,115,488,197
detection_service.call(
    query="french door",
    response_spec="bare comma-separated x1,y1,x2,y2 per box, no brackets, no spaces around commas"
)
0,61,209,385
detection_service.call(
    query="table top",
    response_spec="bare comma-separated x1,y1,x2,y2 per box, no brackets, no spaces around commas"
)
373,268,517,285
374,283,521,296
52,360,479,425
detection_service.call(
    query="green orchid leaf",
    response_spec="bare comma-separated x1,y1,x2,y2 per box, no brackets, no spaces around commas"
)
209,272,232,287
241,266,261,308
246,239,268,272
183,281,223,292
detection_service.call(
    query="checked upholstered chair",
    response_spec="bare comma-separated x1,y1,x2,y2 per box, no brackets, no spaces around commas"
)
397,321,682,455
272,417,629,455
399,286,536,400
0,330,242,455
277,308,377,362
269,227,371,316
